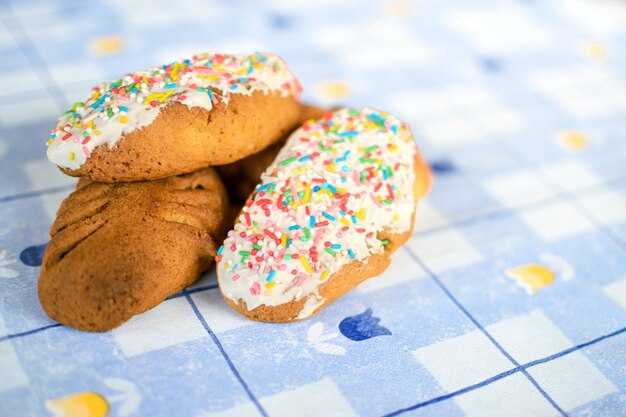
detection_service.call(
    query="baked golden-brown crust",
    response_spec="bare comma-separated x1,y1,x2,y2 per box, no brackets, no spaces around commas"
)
221,153,431,322
217,104,332,202
38,168,228,332
60,92,301,183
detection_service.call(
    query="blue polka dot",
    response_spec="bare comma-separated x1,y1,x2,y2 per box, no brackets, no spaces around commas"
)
20,243,47,267
339,308,391,341
430,159,456,174
269,14,291,29
480,57,502,73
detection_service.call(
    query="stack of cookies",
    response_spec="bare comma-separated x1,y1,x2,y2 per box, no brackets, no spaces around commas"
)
39,51,431,332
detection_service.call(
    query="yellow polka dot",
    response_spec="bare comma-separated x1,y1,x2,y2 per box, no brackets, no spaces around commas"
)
46,392,109,417
582,42,607,61
317,81,349,100
385,0,412,18
506,264,555,295
91,36,124,55
557,131,588,151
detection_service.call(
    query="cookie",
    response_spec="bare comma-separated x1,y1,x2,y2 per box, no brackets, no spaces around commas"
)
46,52,302,182
216,108,431,322
38,168,228,332
217,104,332,202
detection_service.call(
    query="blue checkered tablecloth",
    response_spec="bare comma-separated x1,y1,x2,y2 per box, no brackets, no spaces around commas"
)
1,0,625,416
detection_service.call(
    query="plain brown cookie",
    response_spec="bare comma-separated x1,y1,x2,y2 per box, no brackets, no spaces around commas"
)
60,92,301,182
222,152,432,322
38,167,228,332
217,104,333,202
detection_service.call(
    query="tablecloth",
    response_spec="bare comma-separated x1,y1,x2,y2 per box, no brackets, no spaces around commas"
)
0,0,625,416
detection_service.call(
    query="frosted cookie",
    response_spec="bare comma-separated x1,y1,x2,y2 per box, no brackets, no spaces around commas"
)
38,168,228,332
216,108,431,322
46,52,302,182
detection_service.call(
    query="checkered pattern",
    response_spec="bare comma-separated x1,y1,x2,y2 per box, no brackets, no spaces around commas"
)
1,0,625,416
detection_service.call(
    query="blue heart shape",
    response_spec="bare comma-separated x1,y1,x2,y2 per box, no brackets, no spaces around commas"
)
339,308,391,341
20,243,48,267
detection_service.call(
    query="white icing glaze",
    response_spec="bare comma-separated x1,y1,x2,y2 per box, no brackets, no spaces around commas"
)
216,107,419,319
46,52,301,169
296,291,325,320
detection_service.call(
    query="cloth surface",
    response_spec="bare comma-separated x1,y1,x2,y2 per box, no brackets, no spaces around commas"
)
0,0,625,416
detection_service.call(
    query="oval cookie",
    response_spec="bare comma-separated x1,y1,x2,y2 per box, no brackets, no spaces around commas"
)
216,107,431,322
46,52,302,182
38,168,228,332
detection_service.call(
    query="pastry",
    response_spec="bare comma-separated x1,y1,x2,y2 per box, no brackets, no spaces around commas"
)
216,108,431,322
46,52,302,182
217,104,332,202
38,168,228,332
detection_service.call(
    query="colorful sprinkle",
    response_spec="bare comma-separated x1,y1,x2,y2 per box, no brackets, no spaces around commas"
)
267,269,276,282
250,282,261,296
281,156,298,166
322,212,336,221
300,256,313,273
